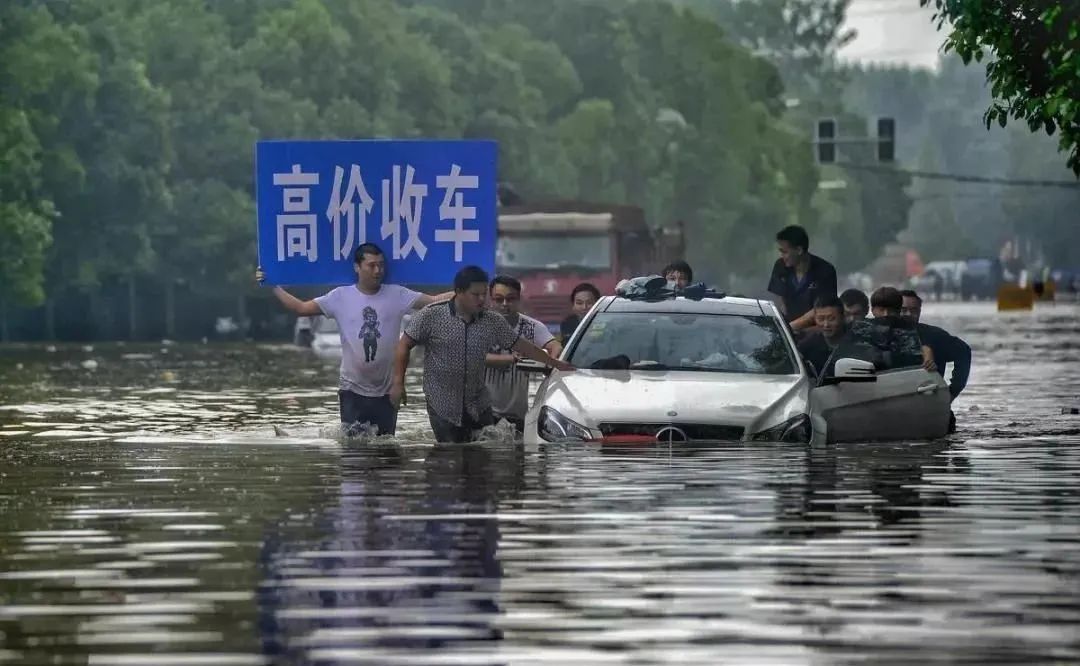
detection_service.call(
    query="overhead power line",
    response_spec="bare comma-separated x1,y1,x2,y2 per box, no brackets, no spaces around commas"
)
836,162,1080,189
848,7,933,18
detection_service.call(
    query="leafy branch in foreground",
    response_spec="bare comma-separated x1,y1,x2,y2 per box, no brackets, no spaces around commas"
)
920,1,1080,176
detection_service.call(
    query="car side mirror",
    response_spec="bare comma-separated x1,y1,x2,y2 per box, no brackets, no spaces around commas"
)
821,357,877,385
515,359,552,376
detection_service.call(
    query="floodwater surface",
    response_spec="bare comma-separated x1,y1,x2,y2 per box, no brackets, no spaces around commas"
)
1,302,1078,664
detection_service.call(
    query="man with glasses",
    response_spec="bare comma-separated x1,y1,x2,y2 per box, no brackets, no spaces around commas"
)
485,275,562,432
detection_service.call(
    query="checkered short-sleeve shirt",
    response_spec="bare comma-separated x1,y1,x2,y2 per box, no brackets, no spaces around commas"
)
405,300,520,426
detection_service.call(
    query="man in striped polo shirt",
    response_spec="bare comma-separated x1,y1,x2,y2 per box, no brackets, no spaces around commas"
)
484,275,563,433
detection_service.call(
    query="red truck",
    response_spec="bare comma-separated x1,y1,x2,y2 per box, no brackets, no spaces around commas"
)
496,200,685,327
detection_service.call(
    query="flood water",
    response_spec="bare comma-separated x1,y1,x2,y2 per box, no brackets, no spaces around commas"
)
1,302,1078,665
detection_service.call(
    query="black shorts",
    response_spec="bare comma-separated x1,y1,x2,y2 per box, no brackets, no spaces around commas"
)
338,391,397,436
427,405,494,443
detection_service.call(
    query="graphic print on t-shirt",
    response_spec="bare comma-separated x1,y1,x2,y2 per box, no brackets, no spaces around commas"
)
359,306,381,362
517,318,536,346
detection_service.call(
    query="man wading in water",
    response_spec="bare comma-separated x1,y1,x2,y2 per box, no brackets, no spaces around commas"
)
257,243,452,437
393,265,576,443
484,275,563,433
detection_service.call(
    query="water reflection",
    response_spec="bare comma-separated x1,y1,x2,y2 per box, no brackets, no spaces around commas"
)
769,441,969,540
259,443,519,663
1,303,1079,664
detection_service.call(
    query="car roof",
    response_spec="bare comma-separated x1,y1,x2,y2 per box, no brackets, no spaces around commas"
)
600,295,773,317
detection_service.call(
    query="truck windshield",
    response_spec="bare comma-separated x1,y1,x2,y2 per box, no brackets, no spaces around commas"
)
497,234,611,270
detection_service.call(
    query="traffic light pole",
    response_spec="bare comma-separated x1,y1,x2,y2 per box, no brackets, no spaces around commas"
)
813,117,895,165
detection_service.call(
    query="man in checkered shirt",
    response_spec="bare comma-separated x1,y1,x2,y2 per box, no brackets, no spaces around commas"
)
393,266,576,443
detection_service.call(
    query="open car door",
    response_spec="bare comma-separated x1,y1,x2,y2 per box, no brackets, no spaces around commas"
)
810,335,951,443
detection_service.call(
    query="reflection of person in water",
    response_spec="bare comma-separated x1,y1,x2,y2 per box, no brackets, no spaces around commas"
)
765,441,967,594
257,444,519,663
769,441,965,541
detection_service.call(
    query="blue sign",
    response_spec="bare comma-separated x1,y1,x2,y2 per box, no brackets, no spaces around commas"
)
256,139,497,286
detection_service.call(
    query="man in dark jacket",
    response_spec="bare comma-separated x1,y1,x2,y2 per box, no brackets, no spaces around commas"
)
901,289,971,433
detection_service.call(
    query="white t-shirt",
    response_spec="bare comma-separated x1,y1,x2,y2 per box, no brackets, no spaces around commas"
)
484,314,555,420
315,284,421,397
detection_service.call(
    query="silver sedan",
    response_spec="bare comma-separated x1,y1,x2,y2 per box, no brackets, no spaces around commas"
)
522,293,951,445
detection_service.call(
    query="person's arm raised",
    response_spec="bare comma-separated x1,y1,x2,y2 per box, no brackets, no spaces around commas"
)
256,268,323,316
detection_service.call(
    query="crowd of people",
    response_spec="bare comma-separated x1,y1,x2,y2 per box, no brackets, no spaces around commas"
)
257,223,971,443
257,245,573,443
763,225,971,434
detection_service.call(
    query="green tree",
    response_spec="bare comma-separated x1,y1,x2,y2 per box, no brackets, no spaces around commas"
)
0,5,97,337
681,0,855,101
845,58,1079,269
920,1,1080,175
2,0,848,339
0,70,52,315
901,139,973,262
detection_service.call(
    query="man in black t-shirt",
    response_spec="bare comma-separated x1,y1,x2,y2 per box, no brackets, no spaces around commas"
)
767,225,838,333
559,282,601,343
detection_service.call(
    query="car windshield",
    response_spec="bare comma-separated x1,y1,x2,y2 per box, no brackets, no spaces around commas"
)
497,234,611,270
569,311,797,375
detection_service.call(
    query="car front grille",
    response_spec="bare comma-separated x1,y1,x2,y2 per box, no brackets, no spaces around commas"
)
598,422,745,442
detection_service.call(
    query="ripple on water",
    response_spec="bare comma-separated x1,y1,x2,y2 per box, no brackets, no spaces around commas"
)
0,303,1078,663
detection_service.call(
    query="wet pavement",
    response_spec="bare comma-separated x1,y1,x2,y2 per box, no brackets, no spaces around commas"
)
1,302,1078,664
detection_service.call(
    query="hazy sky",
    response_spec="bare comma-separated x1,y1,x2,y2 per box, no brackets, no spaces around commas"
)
839,0,946,69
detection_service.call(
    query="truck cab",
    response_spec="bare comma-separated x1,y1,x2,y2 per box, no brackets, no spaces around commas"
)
495,201,682,329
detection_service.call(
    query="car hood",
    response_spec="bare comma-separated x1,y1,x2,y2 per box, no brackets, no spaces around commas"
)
537,370,808,431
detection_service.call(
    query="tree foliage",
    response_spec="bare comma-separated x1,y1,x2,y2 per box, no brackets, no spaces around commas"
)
845,58,1080,268
685,0,911,273
920,1,1080,176
0,0,913,340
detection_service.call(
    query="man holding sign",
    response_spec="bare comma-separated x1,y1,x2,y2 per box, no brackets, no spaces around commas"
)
257,243,451,436
255,139,499,438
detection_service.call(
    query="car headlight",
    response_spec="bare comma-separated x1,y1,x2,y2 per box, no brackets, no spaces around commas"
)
750,414,812,443
538,407,592,442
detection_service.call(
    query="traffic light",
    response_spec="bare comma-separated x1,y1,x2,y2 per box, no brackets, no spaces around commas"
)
877,117,895,162
816,118,836,164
